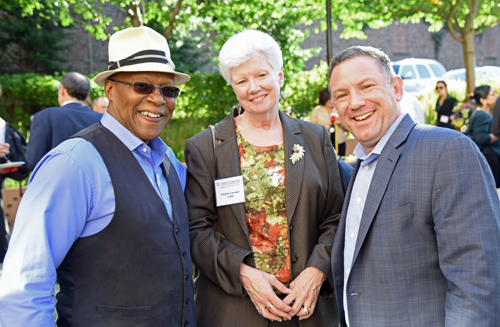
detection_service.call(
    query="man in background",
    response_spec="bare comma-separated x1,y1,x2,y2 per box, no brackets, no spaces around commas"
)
92,96,108,114
0,84,29,263
25,72,102,170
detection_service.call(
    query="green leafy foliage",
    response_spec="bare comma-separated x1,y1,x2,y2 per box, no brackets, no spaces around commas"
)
195,0,324,74
283,61,329,118
6,0,326,75
0,66,327,160
0,0,70,74
0,73,60,132
332,0,500,93
175,72,236,121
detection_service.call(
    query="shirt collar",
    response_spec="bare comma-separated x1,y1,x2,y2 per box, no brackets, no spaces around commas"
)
353,113,406,163
61,100,82,107
100,111,168,157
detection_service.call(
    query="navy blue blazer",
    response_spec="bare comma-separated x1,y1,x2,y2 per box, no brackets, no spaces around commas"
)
25,102,102,170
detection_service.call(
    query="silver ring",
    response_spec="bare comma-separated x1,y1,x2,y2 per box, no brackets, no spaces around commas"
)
258,308,264,314
303,306,311,315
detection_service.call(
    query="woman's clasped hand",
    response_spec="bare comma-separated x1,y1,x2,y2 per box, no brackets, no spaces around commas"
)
241,264,325,322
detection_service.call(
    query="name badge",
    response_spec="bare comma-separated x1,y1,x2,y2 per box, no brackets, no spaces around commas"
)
215,175,246,207
440,115,449,124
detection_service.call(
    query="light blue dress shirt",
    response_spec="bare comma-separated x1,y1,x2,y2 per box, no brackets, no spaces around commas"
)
0,112,186,326
343,113,405,326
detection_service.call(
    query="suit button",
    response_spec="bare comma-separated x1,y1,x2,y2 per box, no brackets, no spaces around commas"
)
182,250,186,257
292,255,298,263
289,224,293,232
185,274,189,281
175,228,180,235
185,297,190,305
184,321,188,326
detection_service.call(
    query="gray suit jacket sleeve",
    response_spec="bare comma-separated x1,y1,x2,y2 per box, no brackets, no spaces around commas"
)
433,134,500,325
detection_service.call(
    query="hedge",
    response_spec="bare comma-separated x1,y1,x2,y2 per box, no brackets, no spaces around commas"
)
0,62,330,159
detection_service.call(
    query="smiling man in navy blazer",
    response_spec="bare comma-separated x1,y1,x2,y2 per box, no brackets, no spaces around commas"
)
329,46,500,327
25,72,102,170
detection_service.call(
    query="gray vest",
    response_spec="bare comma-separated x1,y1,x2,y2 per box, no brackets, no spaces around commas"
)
56,123,195,327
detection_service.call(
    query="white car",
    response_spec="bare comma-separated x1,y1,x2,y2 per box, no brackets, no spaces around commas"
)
392,58,447,96
441,66,500,82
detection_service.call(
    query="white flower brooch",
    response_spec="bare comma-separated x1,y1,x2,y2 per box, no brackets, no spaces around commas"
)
290,144,305,164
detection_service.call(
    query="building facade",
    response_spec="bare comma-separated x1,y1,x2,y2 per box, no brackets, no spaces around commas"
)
53,19,500,75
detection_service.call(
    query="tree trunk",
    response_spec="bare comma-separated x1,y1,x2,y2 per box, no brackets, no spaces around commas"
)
462,0,480,96
127,2,143,27
462,30,476,96
164,0,183,40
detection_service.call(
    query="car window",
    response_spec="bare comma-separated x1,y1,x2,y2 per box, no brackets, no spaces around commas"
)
416,65,431,78
429,64,446,77
477,70,489,79
393,65,400,75
478,68,500,79
448,71,465,81
401,65,416,79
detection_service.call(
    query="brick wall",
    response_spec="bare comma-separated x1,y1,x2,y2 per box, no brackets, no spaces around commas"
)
59,18,500,74
59,5,125,75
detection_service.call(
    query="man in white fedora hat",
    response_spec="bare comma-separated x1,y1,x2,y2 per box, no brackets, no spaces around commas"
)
0,26,196,327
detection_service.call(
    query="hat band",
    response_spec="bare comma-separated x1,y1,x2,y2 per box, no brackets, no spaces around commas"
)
108,50,172,71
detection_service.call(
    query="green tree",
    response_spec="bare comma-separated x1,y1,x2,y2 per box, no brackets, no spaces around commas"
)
0,0,70,74
194,0,324,74
333,0,500,94
9,0,326,73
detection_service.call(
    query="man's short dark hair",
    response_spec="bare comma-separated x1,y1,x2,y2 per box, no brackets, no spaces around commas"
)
61,72,91,101
327,46,396,86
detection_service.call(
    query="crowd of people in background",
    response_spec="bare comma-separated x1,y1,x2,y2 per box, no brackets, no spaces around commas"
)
0,24,499,327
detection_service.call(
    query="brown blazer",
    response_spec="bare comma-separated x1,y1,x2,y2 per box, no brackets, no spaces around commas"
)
184,109,344,327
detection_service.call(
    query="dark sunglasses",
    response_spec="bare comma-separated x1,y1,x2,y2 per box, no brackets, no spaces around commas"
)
109,78,181,98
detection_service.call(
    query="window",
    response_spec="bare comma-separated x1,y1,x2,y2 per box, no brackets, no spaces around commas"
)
429,64,446,77
401,65,416,80
416,65,430,78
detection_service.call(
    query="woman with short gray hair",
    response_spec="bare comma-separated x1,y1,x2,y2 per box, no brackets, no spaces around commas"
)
185,29,344,327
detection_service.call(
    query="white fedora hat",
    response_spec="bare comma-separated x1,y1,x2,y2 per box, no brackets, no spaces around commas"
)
93,26,190,86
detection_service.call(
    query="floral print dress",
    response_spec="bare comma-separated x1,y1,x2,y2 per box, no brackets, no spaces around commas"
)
236,126,291,288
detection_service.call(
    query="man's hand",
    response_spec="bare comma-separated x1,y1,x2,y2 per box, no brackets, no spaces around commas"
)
0,142,10,158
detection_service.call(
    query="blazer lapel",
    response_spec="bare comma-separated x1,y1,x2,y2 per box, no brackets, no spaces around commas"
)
214,109,248,237
351,114,415,264
280,111,305,224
